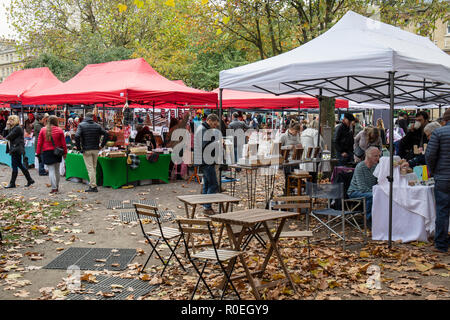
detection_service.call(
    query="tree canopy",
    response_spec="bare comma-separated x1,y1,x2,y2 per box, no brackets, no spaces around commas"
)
7,0,449,90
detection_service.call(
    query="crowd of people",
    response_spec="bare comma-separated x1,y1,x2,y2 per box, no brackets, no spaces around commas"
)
0,107,448,253
331,110,449,253
0,111,107,194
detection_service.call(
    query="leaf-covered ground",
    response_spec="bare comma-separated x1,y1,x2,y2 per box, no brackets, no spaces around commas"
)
0,167,448,300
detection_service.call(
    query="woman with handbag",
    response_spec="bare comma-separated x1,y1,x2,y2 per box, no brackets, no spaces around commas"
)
2,115,35,188
36,115,67,193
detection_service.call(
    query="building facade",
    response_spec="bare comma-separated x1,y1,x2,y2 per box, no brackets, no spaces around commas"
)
0,39,30,83
405,20,450,55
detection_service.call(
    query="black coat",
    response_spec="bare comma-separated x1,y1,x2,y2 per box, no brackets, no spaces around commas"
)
333,123,354,154
425,122,450,181
3,125,25,156
75,118,108,151
399,128,428,161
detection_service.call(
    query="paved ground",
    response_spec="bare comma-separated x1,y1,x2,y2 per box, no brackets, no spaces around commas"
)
0,164,448,300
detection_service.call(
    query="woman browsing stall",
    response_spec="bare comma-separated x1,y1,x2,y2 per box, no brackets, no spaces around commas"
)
36,116,68,193
2,115,35,189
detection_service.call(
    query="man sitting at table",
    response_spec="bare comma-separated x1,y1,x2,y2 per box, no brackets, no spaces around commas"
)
347,147,381,224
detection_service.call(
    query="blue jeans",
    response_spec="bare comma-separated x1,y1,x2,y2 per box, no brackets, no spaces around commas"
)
337,152,353,166
201,165,218,209
38,154,46,175
434,180,450,252
393,140,401,155
349,191,373,221
11,153,27,174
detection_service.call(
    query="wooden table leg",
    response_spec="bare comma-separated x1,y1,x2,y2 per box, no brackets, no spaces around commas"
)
184,204,197,256
224,223,261,300
217,202,231,248
261,220,297,293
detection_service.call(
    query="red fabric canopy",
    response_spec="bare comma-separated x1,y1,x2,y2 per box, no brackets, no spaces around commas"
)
0,67,62,104
212,88,348,109
22,58,217,106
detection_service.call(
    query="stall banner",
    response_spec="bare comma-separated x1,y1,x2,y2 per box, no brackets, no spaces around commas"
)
161,109,166,118
170,110,175,118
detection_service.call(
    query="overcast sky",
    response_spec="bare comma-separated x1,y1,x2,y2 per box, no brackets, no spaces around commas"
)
0,0,15,39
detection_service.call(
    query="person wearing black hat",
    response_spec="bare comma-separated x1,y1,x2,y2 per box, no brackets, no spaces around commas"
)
425,109,450,254
333,113,355,166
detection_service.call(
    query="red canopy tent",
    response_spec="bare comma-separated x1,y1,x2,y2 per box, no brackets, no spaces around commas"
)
0,67,62,104
212,88,348,109
22,58,217,106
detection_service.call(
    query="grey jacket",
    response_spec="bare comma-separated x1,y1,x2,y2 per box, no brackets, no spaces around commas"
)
193,122,221,166
228,119,249,131
425,122,450,181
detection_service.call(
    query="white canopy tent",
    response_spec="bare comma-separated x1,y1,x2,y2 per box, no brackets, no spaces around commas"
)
219,11,450,247
348,101,448,110
220,11,450,106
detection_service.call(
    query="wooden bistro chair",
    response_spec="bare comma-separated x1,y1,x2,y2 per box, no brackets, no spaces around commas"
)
188,166,202,184
134,203,186,276
177,218,242,300
271,196,313,271
305,182,367,250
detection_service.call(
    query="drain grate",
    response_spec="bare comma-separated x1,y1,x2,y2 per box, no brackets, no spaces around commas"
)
66,275,158,300
44,248,137,271
119,210,175,223
107,199,158,210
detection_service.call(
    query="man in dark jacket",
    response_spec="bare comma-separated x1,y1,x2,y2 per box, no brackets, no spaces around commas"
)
228,112,250,164
193,113,221,215
75,113,108,192
399,111,429,161
333,113,355,166
425,109,450,254
33,114,48,176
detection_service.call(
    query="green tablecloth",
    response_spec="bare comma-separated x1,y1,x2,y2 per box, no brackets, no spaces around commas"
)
65,152,171,189
65,153,102,186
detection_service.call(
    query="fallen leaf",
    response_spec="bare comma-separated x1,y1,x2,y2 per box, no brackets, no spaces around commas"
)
359,251,370,258
14,290,30,298
149,276,163,285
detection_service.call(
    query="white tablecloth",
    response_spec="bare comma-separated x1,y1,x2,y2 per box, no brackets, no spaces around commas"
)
372,185,436,243
371,156,449,243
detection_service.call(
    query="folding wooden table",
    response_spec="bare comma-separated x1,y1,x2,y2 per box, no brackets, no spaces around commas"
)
177,194,241,251
210,209,299,300
177,194,240,219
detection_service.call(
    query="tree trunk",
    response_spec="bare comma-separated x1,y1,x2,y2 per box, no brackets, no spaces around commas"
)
319,96,336,156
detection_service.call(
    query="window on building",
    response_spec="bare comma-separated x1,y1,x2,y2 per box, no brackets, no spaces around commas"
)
447,22,450,35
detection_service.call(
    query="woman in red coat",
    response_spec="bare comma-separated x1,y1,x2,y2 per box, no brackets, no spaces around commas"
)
36,115,67,193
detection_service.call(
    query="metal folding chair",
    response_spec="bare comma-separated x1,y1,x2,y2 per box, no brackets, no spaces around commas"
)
305,182,367,250
134,203,186,276
177,218,242,300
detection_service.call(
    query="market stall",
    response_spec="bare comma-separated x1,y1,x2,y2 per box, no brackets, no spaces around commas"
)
219,11,450,247
371,157,450,242
65,152,171,189
22,58,217,188
0,68,64,168
0,142,35,167
212,88,348,109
